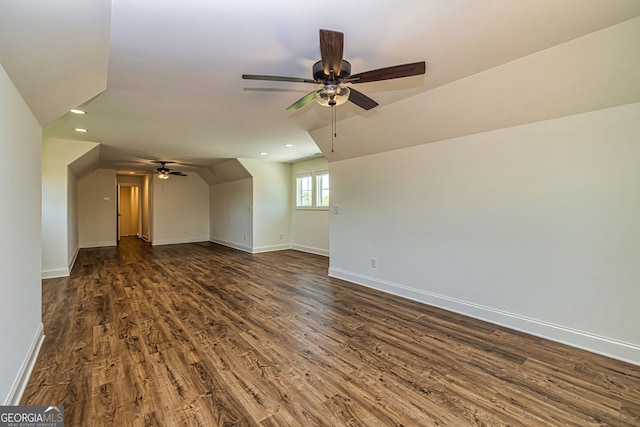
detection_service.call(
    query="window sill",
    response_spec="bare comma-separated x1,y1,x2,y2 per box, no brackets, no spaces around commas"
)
295,206,330,211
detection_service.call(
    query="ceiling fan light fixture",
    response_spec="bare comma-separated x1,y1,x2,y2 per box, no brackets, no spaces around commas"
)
315,85,350,107
158,171,170,180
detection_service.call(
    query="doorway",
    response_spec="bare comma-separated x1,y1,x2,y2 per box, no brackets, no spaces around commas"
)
118,185,141,239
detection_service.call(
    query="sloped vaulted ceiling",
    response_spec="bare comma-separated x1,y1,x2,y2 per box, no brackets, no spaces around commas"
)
0,0,111,126
312,16,640,161
1,1,640,165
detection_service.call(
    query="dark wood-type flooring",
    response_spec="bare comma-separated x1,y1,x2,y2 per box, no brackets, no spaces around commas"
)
23,237,640,426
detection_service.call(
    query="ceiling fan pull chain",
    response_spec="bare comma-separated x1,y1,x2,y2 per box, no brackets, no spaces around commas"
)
331,105,336,152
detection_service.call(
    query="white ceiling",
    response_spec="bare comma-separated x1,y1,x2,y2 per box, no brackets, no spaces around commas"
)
2,0,640,171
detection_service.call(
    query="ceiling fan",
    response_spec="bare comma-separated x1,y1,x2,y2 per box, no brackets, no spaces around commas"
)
242,29,426,111
153,161,187,180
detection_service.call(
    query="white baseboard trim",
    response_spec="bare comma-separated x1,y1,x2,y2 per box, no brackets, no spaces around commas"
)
329,267,640,366
209,238,252,253
152,237,209,246
252,243,292,254
41,267,69,279
4,323,45,405
79,240,116,248
68,246,79,274
42,246,82,279
291,244,329,257
208,240,329,256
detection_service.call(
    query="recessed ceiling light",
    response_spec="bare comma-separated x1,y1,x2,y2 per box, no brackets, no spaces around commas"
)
74,128,88,133
128,171,135,175
70,109,86,115
284,144,295,148
260,152,268,156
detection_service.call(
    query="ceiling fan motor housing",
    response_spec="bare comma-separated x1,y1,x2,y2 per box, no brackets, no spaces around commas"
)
313,60,351,81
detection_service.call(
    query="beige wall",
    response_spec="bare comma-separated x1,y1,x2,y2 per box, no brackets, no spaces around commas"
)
291,157,330,256
325,17,640,365
209,158,328,255
78,169,117,247
330,102,640,365
152,173,209,245
78,169,208,247
0,64,43,404
141,174,152,242
239,159,291,253
209,177,253,251
41,138,98,277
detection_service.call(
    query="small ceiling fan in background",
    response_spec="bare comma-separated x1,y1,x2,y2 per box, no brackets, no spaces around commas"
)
242,29,426,111
153,161,187,180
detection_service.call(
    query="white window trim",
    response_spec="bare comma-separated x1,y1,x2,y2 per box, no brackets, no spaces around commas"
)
315,171,330,208
296,173,313,207
295,170,329,210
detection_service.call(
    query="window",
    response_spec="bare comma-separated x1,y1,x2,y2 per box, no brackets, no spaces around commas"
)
316,172,329,207
295,171,329,209
296,174,312,207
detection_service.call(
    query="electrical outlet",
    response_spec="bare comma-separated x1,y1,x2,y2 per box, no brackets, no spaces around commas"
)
370,258,377,269
279,234,283,240
243,234,247,241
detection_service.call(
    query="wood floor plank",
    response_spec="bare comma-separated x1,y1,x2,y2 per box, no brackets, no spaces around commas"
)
22,237,640,426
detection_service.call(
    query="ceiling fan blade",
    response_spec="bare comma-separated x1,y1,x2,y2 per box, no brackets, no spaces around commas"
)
319,29,344,77
169,171,187,176
350,61,426,84
286,91,318,111
242,74,316,84
348,88,379,110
